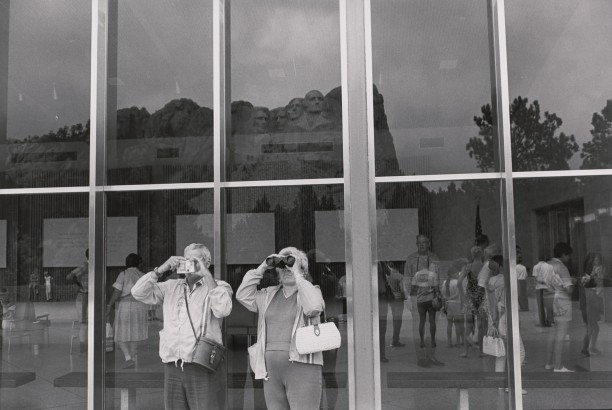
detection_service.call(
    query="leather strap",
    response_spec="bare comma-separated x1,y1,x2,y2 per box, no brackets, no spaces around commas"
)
184,285,210,343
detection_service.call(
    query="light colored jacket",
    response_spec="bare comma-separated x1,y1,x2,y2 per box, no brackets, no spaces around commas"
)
236,268,325,380
131,272,233,364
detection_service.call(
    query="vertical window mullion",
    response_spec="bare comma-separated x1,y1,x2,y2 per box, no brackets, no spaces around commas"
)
342,0,380,408
88,0,111,409
488,0,523,408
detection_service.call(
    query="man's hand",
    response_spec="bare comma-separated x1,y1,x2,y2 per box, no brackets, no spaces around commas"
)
192,257,212,280
157,256,184,276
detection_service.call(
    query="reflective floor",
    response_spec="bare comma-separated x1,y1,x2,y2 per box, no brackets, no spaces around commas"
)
2,295,611,410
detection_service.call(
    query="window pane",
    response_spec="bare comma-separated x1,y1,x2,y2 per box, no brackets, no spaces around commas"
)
1,1,91,188
0,193,89,409
514,176,612,408
104,189,214,409
376,180,510,410
227,185,348,409
371,0,496,176
228,0,344,181
507,1,612,171
106,1,214,185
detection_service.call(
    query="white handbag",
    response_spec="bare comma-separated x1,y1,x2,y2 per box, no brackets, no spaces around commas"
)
295,316,341,355
482,326,505,357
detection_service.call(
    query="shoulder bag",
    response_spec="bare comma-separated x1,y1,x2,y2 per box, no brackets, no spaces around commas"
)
295,313,341,355
184,287,227,372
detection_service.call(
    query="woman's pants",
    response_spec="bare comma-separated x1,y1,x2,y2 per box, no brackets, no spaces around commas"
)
264,350,322,410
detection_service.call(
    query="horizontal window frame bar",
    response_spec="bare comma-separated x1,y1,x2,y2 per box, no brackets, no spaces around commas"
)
376,172,504,183
0,186,89,195
513,169,612,179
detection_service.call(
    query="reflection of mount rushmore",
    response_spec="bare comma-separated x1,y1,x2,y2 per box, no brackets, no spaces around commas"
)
4,86,400,186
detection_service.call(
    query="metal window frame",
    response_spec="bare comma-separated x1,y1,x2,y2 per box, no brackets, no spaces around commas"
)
487,0,523,408
3,1,612,410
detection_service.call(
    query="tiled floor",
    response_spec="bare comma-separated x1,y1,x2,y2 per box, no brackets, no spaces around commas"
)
1,297,610,409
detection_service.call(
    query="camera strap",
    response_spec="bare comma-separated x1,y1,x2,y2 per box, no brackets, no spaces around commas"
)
184,286,210,342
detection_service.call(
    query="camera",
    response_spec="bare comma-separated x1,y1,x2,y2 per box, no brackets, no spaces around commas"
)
266,255,295,269
177,259,196,275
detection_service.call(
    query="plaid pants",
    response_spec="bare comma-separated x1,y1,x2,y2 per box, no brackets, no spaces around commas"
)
164,361,224,410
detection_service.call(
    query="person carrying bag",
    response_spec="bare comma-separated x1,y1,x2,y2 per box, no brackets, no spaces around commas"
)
237,247,325,410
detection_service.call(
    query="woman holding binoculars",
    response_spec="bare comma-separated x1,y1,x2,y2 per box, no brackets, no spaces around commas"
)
237,247,325,410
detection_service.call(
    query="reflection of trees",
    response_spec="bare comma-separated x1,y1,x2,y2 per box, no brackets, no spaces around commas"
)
466,97,579,172
581,99,612,169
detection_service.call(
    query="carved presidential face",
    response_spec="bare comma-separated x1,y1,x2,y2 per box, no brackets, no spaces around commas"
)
273,108,287,129
251,108,269,133
286,98,304,120
304,90,325,114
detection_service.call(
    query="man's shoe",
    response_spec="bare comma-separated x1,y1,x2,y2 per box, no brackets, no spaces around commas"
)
391,342,406,347
429,357,445,366
380,356,389,363
544,364,554,370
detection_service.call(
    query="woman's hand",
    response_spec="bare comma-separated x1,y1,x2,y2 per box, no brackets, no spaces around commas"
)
256,254,276,274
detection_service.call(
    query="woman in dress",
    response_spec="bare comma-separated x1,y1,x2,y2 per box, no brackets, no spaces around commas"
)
106,253,148,368
237,247,325,410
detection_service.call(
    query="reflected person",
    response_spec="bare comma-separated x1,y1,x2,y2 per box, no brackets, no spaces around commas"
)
131,243,233,409
580,252,605,356
106,253,148,369
378,261,406,364
404,234,443,367
545,242,575,372
237,247,325,410
67,248,89,355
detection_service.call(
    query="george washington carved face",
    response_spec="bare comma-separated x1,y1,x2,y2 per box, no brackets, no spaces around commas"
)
303,90,325,114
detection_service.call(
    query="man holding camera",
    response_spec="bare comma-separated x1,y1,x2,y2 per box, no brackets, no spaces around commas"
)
131,243,233,409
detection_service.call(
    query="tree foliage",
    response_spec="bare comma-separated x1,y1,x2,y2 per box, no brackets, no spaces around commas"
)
467,97,579,172
581,100,612,169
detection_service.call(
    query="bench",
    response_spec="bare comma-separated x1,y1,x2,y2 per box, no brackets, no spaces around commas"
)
56,370,346,409
387,371,612,410
0,372,36,388
55,372,163,410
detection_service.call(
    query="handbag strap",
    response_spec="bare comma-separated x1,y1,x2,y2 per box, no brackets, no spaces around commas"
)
183,285,211,343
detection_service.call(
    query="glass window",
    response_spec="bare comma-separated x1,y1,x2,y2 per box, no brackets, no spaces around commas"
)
0,193,89,408
376,180,511,409
514,176,612,408
104,189,214,409
371,0,495,176
227,185,348,409
1,1,91,188
228,0,344,181
506,1,612,171
106,0,214,185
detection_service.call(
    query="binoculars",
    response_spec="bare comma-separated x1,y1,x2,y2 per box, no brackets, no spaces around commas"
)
266,255,295,269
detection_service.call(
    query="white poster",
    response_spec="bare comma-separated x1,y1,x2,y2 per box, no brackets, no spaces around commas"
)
43,217,138,267
314,209,419,262
176,213,275,265
0,220,6,268
377,209,419,261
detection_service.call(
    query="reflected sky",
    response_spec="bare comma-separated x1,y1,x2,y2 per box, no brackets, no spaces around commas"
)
4,0,611,170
